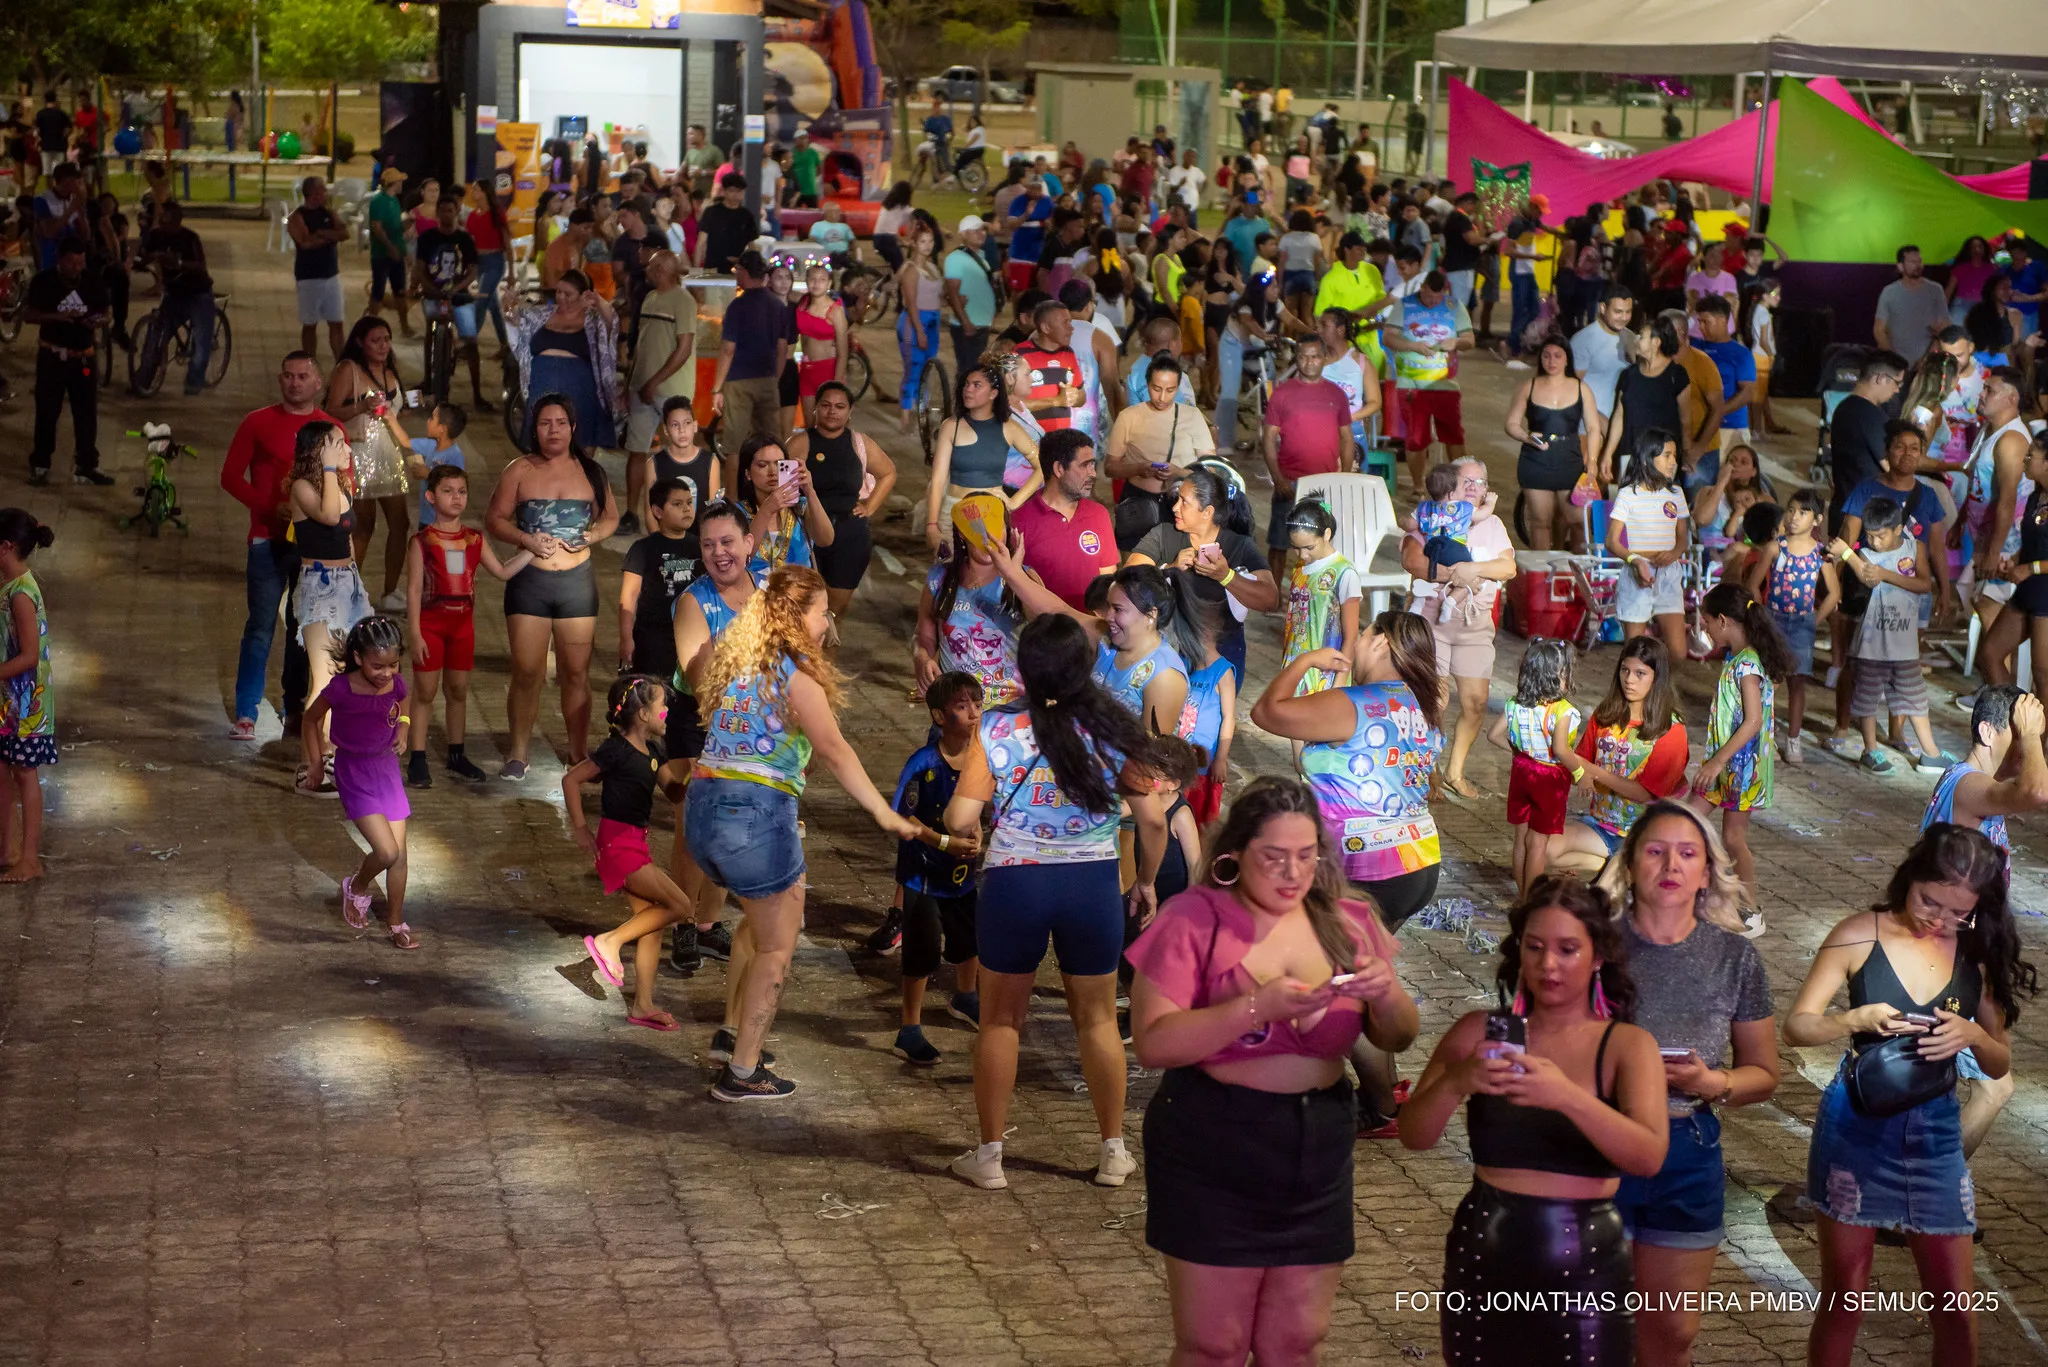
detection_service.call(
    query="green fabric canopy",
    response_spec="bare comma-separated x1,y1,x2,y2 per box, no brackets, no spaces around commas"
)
1772,77,2048,264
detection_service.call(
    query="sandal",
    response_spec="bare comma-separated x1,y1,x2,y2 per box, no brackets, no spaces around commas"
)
585,935,625,987
627,1009,680,1032
388,922,421,951
339,874,373,930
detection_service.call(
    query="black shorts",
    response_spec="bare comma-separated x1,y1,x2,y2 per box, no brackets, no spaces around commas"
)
902,889,978,979
2015,574,2048,618
1144,1067,1356,1267
665,690,708,760
779,356,800,409
812,511,873,591
1357,863,1440,933
1517,442,1584,493
503,561,599,619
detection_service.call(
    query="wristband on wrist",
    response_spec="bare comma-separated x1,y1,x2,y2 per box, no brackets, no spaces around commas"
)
1569,766,1586,783
1221,567,1238,587
938,833,951,853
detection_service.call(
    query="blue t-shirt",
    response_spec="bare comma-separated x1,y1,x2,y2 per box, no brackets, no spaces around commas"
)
411,439,465,528
1093,639,1187,720
2007,259,2047,335
1222,213,1266,277
976,706,1124,866
807,220,855,256
1125,354,1198,408
1010,196,1053,264
1178,657,1232,760
1841,477,1942,547
892,741,975,895
1697,338,1758,429
923,113,954,148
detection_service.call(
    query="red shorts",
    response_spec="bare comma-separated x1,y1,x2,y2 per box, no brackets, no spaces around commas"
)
594,817,654,895
1185,772,1224,826
1401,387,1465,452
1506,751,1572,836
415,604,476,672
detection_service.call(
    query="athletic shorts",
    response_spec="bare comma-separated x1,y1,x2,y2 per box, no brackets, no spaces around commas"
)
977,859,1124,977
1354,864,1441,933
414,603,476,672
625,392,687,454
1851,656,1929,719
295,274,345,325
1507,752,1572,836
1615,558,1685,622
902,889,978,980
1402,388,1464,452
369,256,408,302
503,561,599,619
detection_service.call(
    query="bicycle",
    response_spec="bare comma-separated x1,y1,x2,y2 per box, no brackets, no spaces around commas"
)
118,422,194,536
128,293,233,397
419,294,469,407
914,357,951,463
0,262,27,344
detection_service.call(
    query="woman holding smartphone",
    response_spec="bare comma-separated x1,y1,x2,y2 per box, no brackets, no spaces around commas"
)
1787,824,2033,1367
1401,874,1668,1366
1591,800,1778,1365
733,434,834,573
1128,777,1418,1365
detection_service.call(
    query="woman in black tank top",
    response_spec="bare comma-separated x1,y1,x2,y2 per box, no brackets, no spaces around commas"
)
784,381,897,613
1403,876,1668,1367
1787,825,2034,1367
287,421,373,796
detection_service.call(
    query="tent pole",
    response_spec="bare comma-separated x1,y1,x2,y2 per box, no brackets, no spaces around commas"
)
1352,0,1367,100
1750,69,1771,223
1424,59,1438,175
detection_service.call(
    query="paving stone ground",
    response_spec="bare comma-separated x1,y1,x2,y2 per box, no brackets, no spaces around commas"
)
1,219,2045,1365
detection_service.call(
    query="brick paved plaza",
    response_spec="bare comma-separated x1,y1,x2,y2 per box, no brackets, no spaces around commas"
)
1,220,2045,1365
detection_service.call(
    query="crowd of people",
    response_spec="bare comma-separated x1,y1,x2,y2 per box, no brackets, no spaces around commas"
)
5,86,2048,1365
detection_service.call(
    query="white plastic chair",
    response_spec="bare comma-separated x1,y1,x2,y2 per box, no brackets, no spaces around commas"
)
263,198,292,252
1293,472,1410,615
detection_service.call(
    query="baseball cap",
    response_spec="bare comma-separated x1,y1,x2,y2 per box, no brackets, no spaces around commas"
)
958,214,986,233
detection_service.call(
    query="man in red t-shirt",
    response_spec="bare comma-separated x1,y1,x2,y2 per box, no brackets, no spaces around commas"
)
1259,337,1355,578
1014,429,1118,609
222,351,336,737
1014,301,1083,432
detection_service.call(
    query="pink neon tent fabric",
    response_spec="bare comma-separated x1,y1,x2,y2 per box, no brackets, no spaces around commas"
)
1446,77,2036,222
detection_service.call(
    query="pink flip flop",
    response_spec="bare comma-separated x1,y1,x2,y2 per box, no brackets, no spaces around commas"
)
626,1010,679,1032
584,935,624,988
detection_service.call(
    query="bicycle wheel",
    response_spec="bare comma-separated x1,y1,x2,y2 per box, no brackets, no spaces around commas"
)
98,321,118,389
428,321,454,404
206,312,233,387
501,373,526,448
843,346,872,403
0,271,24,344
957,159,989,194
129,312,168,397
916,359,950,463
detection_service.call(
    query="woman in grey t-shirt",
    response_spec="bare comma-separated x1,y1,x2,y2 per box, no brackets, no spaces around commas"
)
1593,799,1780,1364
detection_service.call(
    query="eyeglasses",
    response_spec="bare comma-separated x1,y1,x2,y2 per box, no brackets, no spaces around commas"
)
1250,848,1322,876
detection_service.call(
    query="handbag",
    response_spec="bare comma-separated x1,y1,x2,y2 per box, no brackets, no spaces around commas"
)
1569,472,1601,508
1845,1034,1957,1118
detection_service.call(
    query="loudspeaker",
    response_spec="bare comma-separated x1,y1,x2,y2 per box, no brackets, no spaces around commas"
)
1771,304,1835,399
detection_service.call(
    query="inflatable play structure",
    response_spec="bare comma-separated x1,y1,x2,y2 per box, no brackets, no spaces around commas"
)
1448,75,2047,228
765,0,893,235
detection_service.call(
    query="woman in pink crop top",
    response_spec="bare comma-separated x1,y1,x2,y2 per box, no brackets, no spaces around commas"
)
1125,777,1419,1367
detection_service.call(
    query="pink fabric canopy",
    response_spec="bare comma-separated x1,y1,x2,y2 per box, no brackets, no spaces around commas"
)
1445,77,2038,223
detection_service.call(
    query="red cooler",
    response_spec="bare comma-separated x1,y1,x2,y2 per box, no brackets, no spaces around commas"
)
1506,556,1586,641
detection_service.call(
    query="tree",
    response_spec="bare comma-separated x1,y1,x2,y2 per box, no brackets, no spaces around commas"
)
940,0,1030,118
256,0,436,83
864,0,951,182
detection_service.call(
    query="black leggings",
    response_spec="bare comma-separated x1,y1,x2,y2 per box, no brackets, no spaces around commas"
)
1357,863,1441,933
1441,1180,1632,1367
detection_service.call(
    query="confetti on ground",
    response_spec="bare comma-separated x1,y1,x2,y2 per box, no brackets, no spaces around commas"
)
817,1193,883,1219
1414,898,1477,933
1102,1203,1148,1229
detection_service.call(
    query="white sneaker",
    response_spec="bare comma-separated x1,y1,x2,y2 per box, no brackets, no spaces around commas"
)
1742,912,1767,939
378,590,408,613
1784,735,1804,767
1094,1138,1138,1188
950,1146,1008,1190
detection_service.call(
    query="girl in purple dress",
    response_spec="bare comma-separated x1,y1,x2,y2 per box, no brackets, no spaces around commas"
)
301,617,418,949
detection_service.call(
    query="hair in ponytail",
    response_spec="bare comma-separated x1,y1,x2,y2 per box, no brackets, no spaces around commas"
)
339,615,406,674
1014,615,1156,816
1699,580,1791,680
0,509,54,558
606,673,670,735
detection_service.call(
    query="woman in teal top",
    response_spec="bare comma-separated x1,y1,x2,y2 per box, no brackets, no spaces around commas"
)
685,565,941,1103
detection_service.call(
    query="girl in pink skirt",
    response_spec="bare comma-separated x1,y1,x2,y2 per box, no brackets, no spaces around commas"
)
301,617,420,949
568,675,696,1029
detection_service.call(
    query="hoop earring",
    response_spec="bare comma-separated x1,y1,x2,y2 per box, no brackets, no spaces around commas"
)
1591,975,1613,1020
1511,987,1528,1016
1211,854,1241,887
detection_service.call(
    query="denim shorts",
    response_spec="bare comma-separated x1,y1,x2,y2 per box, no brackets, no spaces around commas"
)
684,776,806,900
296,562,372,635
1578,815,1625,855
1615,557,1685,622
978,860,1125,977
1772,608,1817,678
1615,1108,1726,1250
1799,1057,1975,1236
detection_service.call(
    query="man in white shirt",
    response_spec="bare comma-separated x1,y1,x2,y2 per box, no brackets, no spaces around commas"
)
1570,285,1637,420
1168,151,1207,228
1386,244,1426,300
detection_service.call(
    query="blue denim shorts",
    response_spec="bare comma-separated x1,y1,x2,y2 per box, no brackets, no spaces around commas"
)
1799,1058,1975,1236
1771,609,1817,678
978,860,1125,977
1578,816,1625,855
1615,1108,1727,1250
684,776,805,900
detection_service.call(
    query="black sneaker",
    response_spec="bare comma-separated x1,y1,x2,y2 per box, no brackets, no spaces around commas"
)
696,922,734,961
73,469,115,486
669,923,703,972
615,512,642,537
867,907,903,955
27,467,49,487
708,1028,776,1067
406,751,432,788
892,1025,941,1065
446,751,487,782
710,1063,796,1102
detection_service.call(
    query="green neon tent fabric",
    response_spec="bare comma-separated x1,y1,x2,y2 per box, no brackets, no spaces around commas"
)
1772,77,2048,264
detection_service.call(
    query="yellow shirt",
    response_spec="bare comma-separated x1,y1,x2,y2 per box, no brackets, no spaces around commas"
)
1313,260,1388,371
